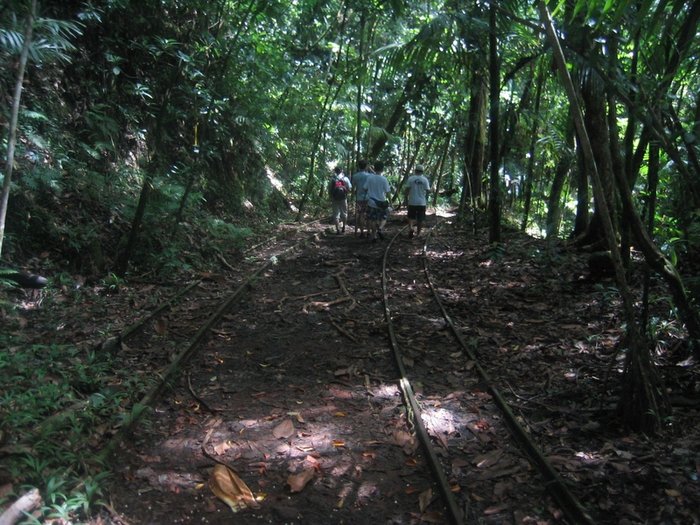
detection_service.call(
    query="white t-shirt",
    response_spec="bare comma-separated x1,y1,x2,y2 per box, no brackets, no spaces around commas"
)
406,174,430,206
363,173,391,208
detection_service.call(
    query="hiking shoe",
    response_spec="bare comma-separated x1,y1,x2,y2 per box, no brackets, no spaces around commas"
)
342,225,346,233
408,229,414,239
378,230,385,240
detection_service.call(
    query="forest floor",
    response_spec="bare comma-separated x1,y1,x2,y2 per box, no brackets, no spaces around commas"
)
2,211,699,525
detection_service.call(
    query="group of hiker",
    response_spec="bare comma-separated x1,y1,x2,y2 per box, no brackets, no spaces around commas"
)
328,160,431,242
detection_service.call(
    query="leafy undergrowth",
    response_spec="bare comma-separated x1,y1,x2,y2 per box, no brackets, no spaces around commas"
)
0,195,305,523
0,289,157,523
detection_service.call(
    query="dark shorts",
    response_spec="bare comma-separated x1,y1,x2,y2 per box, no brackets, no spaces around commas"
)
367,206,388,222
407,205,426,222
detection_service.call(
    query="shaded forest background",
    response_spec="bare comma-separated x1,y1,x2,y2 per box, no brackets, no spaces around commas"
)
2,0,699,425
1,0,699,520
2,0,696,281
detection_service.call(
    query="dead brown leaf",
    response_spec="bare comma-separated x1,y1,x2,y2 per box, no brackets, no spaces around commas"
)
287,411,305,423
473,449,503,468
209,464,259,512
287,468,315,493
393,429,418,454
272,419,295,439
154,318,168,336
213,440,233,456
303,455,320,469
410,511,444,523
418,488,433,512
483,503,509,515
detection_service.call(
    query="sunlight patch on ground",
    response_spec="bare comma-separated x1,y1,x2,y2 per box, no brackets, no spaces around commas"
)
425,249,464,260
18,298,43,310
152,376,425,514
421,407,457,435
574,450,605,466
434,208,457,219
368,383,401,399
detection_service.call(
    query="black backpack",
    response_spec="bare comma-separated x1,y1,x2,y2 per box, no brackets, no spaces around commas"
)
331,178,348,200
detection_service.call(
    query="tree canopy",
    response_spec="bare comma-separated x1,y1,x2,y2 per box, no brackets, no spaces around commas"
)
2,0,699,426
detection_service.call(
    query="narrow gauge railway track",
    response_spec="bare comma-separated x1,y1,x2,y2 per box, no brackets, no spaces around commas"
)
93,221,324,458
101,214,598,525
101,216,488,525
380,221,593,524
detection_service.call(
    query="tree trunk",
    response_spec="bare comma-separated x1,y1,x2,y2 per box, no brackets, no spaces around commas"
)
605,34,629,266
521,63,544,232
641,141,659,330
431,132,452,207
0,0,36,258
115,168,153,276
368,73,429,160
578,69,617,250
539,1,669,433
545,147,573,240
572,136,589,238
459,71,487,217
613,148,700,346
295,79,344,220
487,3,501,244
353,10,367,164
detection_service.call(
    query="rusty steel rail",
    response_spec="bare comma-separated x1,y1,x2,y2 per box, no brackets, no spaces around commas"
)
95,229,314,463
381,225,465,525
380,220,594,525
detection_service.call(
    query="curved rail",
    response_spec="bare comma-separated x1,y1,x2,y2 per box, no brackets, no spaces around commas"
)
95,229,315,462
381,225,465,525
380,219,594,525
418,223,594,524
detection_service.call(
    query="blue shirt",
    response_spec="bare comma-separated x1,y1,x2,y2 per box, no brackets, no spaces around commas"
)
351,170,371,202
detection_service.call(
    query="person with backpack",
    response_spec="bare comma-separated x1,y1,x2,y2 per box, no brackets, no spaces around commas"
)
362,160,392,242
404,164,431,238
351,159,372,237
329,166,352,234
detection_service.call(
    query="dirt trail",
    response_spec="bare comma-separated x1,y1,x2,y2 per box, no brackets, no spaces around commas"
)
16,214,697,525
108,217,438,524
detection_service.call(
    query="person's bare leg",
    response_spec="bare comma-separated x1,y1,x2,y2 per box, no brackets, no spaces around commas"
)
378,218,386,239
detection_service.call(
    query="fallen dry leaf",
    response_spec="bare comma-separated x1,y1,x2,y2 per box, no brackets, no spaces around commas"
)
304,455,320,468
419,488,433,512
287,468,315,493
664,488,682,498
154,318,168,336
410,511,444,523
272,419,295,439
483,503,509,515
393,429,418,454
209,464,259,512
474,449,503,468
213,440,233,456
287,411,305,423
